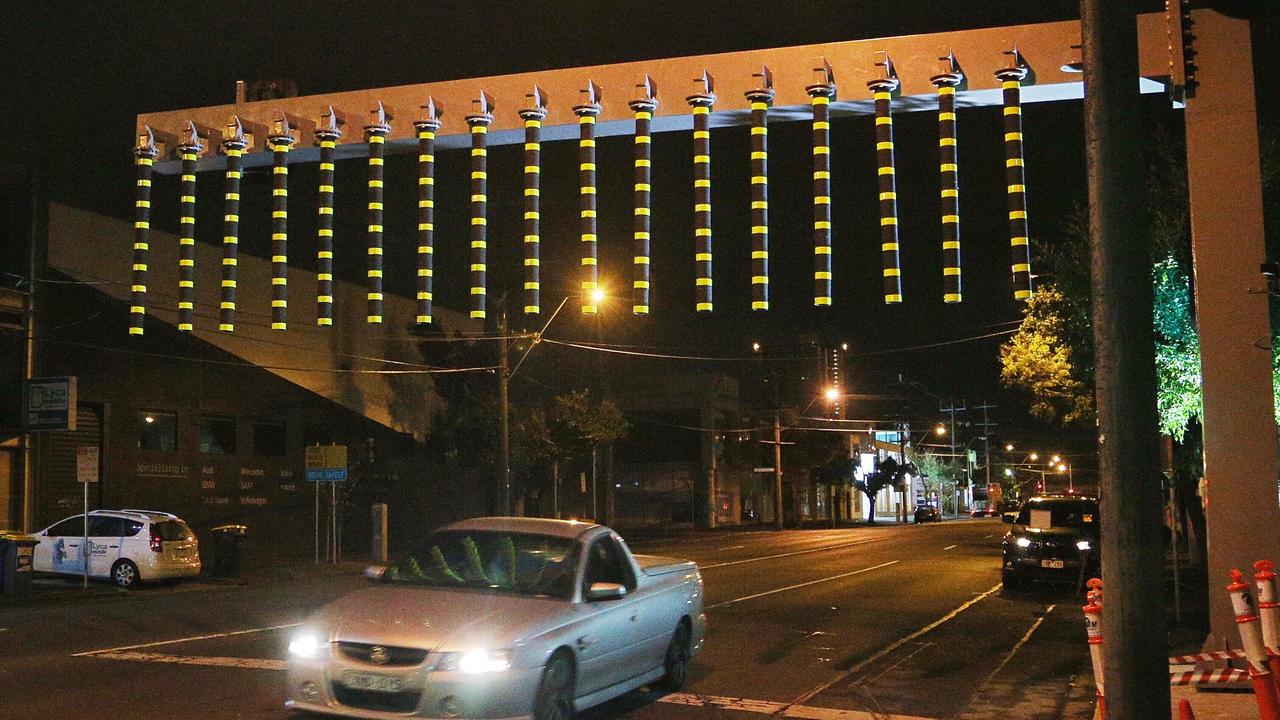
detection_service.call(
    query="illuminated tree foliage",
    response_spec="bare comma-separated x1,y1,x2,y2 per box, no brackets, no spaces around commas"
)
1152,257,1202,439
999,284,1094,426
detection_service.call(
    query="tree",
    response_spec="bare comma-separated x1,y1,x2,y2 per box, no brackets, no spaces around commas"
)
1153,257,1203,439
913,452,960,514
853,456,913,525
999,284,1094,426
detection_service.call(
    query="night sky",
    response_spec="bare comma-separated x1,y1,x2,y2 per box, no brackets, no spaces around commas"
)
4,1,1276,460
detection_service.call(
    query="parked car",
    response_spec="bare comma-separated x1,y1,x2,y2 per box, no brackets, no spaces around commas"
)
286,517,706,720
914,505,942,523
30,509,200,588
970,506,999,518
1001,496,1100,590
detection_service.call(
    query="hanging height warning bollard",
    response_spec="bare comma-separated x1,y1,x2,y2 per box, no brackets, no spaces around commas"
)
175,123,204,333
575,81,602,315
867,54,902,305
629,76,657,316
314,107,343,328
219,117,248,333
996,48,1034,302
414,98,442,325
745,65,773,312
519,87,545,316
1228,568,1280,720
364,102,391,325
268,113,295,331
806,59,836,308
932,51,964,304
466,92,494,320
1256,560,1280,691
1083,578,1105,720
687,71,715,313
129,127,159,336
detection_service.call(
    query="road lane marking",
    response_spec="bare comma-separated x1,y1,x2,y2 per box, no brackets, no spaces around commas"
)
706,561,899,609
785,582,1005,707
976,604,1056,690
943,545,958,551
700,538,883,570
73,622,300,656
659,691,934,720
720,545,746,551
89,651,287,670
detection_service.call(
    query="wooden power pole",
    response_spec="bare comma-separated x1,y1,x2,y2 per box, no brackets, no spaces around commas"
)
1083,0,1169,716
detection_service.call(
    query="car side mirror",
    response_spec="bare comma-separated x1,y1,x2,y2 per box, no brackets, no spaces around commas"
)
586,581,627,601
364,565,387,582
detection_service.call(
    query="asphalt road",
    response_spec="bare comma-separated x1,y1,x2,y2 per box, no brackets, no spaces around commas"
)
0,519,1096,720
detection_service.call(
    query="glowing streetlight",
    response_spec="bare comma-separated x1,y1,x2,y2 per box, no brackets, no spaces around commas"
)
1051,455,1061,464
824,386,841,403
752,341,761,353
1057,463,1067,472
589,287,607,305
935,425,947,435
1029,452,1039,461
1005,443,1014,452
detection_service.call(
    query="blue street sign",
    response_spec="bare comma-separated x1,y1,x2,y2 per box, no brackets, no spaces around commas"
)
306,468,348,482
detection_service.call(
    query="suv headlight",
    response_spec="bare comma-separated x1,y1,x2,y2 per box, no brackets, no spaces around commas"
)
1015,537,1032,549
436,649,512,673
1076,540,1092,551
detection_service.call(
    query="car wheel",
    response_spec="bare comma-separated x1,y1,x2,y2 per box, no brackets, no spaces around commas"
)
534,651,575,720
1001,568,1022,592
111,559,140,589
659,621,692,691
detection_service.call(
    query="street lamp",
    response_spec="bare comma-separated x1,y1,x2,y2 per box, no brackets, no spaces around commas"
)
1005,443,1014,452
934,424,947,436
824,385,841,403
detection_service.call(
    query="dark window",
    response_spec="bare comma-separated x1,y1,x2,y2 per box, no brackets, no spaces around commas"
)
153,520,193,541
88,517,124,537
1016,500,1099,528
253,422,287,458
121,520,144,537
385,531,580,600
46,517,84,537
199,417,236,455
138,412,178,451
583,535,636,593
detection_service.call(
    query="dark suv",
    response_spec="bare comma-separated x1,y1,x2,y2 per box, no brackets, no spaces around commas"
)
1001,496,1100,590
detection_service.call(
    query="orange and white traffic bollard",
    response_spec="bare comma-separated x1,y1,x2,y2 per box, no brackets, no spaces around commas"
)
1255,560,1280,694
1229,568,1280,720
1178,698,1196,720
1084,578,1105,720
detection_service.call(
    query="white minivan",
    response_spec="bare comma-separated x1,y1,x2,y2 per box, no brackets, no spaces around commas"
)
31,509,201,588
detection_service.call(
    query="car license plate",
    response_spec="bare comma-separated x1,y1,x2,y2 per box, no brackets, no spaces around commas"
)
344,672,406,693
1041,559,1065,569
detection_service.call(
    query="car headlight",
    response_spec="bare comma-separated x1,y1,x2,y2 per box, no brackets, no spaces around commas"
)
436,649,512,673
1015,537,1032,548
288,633,321,658
1076,540,1092,551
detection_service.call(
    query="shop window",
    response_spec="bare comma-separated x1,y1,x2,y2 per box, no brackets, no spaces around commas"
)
138,411,178,451
253,422,287,458
199,416,236,455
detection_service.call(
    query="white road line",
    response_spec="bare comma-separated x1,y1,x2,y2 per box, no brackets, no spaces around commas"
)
72,622,301,657
943,545,958,551
720,545,747,551
785,582,1004,707
706,561,899,609
90,651,287,671
700,538,883,570
658,692,935,720
977,604,1056,689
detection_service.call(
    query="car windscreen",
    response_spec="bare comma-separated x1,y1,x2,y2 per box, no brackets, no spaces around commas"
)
1016,501,1098,529
153,520,194,541
387,531,580,599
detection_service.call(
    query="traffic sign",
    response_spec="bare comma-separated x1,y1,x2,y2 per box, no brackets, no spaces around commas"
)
306,468,348,482
76,446,99,483
25,377,77,431
305,444,347,482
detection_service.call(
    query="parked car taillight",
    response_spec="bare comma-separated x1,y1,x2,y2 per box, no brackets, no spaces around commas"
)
149,525,163,552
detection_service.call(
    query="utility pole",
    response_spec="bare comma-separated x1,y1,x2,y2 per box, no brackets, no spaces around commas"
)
773,413,783,531
973,401,997,487
498,304,511,516
940,399,966,510
1083,0,1168,716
